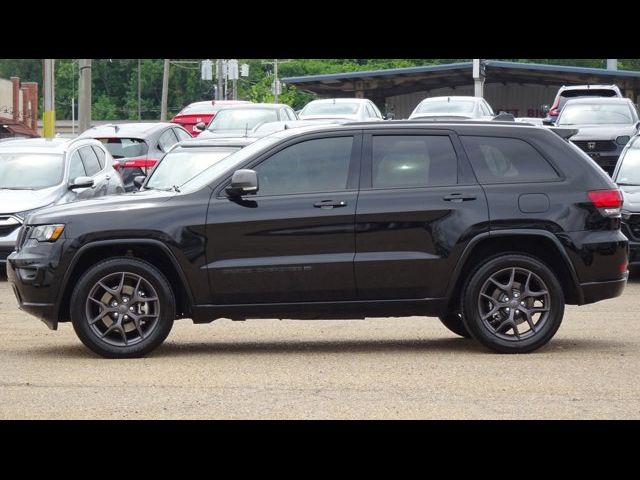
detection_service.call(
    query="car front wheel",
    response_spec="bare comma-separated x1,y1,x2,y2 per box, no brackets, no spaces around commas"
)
70,257,175,358
461,254,565,353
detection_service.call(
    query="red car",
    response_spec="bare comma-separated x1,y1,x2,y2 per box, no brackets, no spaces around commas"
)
171,100,251,136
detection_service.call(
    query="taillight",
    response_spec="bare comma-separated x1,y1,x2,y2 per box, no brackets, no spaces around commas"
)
549,96,561,116
588,189,622,217
123,158,158,169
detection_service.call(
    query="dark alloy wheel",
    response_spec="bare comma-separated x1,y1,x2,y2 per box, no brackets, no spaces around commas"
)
71,258,175,358
438,313,472,338
461,254,565,353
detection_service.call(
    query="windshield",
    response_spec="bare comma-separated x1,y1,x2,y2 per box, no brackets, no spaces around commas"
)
98,138,148,159
415,99,475,114
558,103,634,125
208,109,278,131
145,147,241,190
179,103,214,115
178,135,283,192
301,102,360,116
616,149,640,186
0,153,64,189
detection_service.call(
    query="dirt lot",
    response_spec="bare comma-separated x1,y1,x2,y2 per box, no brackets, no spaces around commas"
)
0,271,638,419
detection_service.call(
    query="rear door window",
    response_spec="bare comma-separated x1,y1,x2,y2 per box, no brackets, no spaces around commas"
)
371,135,458,188
92,146,106,169
158,129,179,152
461,136,559,183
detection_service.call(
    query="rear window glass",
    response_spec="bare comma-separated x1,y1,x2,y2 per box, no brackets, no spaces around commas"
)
98,138,148,159
561,89,619,98
461,136,559,183
180,103,215,114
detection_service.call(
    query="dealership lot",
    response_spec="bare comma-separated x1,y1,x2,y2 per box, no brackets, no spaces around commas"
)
0,272,638,419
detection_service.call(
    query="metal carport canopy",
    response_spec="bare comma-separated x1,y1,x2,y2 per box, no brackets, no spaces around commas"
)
282,60,640,100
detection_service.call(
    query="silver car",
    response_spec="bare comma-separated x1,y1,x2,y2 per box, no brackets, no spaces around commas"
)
0,137,124,264
298,98,385,122
409,96,495,120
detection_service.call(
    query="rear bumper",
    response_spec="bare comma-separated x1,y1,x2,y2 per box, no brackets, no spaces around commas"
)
579,275,628,305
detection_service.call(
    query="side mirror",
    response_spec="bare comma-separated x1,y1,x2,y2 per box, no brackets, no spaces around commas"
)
69,176,94,190
635,121,640,131
194,122,206,132
384,112,395,120
133,175,146,188
541,104,550,116
226,169,258,197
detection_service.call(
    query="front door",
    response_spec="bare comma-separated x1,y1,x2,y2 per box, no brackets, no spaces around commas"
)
206,132,361,304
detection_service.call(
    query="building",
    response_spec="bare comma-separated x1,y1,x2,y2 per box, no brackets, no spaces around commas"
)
282,60,640,119
0,76,38,138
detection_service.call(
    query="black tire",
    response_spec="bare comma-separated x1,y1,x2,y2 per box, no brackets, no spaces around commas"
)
70,257,175,358
460,253,564,353
438,313,472,338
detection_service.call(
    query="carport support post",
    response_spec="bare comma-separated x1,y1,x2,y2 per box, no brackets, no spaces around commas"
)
472,59,485,98
78,59,92,134
43,59,55,138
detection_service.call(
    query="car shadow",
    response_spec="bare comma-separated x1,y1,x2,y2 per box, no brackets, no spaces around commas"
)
25,335,630,359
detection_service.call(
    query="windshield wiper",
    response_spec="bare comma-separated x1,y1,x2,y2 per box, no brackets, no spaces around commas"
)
0,187,34,190
617,182,640,186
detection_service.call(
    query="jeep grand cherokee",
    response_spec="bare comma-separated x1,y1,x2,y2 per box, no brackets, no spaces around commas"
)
6,121,628,358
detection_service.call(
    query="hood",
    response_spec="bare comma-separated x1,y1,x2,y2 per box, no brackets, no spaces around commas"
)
28,189,175,225
568,124,638,140
0,186,62,215
619,185,640,212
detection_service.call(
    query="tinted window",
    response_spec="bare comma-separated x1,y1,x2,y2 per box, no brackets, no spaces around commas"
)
69,150,87,180
461,136,559,183
372,135,457,188
173,128,191,141
255,136,353,196
158,129,179,152
79,146,101,176
92,146,106,169
98,138,148,159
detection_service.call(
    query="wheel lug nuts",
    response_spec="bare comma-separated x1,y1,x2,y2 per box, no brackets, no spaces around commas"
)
129,306,134,311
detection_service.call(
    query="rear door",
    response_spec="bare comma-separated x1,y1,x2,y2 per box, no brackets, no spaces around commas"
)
354,129,489,300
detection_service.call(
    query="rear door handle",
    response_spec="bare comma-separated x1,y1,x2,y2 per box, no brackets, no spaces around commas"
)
314,200,347,209
443,193,477,202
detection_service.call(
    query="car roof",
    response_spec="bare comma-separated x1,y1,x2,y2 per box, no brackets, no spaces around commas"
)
420,96,482,102
78,122,178,138
177,137,257,148
215,103,289,112
559,84,620,91
305,98,371,104
562,97,633,105
0,136,101,153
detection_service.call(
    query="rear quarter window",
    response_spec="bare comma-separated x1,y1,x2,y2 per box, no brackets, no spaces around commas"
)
461,136,560,184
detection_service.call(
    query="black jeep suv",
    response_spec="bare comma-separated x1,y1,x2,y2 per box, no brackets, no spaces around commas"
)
6,121,628,358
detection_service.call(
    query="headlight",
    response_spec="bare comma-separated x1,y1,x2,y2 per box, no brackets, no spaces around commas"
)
616,135,631,146
30,224,65,242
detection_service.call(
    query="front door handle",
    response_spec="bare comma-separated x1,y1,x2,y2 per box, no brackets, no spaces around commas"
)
443,193,477,202
314,200,347,209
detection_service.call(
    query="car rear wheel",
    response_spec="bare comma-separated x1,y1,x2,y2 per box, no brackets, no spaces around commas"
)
461,254,564,353
438,313,472,338
70,257,175,358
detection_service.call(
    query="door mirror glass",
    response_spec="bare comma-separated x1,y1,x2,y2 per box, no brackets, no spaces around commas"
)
226,169,258,196
69,176,94,190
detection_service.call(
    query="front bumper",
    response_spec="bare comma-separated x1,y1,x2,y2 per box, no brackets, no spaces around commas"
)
6,237,67,330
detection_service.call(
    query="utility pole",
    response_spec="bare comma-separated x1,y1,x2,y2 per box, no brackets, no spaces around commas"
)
137,59,142,120
160,59,170,121
78,59,92,133
606,59,618,70
273,59,279,104
43,59,55,138
217,59,224,100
